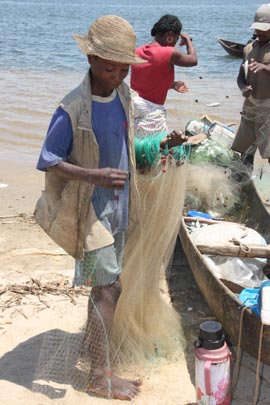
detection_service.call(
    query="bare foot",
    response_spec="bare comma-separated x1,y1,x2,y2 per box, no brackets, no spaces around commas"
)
88,371,142,400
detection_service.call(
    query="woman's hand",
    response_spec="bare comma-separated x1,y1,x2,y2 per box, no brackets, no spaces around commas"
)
179,32,192,46
173,80,189,93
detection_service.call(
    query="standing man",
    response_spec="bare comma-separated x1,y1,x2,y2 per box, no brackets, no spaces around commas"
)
232,4,270,171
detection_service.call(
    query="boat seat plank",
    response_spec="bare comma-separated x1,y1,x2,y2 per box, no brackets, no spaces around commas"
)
196,241,270,258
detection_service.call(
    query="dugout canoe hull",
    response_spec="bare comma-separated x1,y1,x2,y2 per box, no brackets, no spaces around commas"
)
179,179,270,365
218,38,245,58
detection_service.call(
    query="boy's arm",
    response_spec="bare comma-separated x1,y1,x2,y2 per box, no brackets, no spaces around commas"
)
38,108,128,189
48,162,128,189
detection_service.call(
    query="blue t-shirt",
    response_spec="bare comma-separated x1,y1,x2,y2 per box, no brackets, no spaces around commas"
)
36,108,73,171
37,90,129,234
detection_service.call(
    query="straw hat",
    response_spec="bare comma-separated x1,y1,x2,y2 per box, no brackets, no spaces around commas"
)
73,15,146,64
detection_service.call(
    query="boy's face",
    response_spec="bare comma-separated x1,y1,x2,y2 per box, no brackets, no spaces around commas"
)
88,55,129,96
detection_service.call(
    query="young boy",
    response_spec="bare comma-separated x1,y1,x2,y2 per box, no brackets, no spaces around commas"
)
35,15,187,400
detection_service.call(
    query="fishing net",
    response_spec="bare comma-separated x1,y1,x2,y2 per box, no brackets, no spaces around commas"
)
185,162,242,217
110,162,188,369
189,137,234,166
33,95,189,400
184,117,250,218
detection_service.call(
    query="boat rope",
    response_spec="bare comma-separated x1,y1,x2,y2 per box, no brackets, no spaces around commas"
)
229,237,250,253
231,304,249,394
253,323,264,405
231,304,265,405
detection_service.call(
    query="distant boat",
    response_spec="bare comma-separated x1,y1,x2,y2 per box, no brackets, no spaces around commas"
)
218,38,245,58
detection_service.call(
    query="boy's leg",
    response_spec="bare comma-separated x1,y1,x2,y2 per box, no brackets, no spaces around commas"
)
80,233,142,399
86,280,142,400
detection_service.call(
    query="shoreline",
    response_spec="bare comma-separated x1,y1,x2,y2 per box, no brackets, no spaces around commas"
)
0,69,243,162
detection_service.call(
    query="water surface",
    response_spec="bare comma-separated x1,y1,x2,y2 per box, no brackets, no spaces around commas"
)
0,0,263,160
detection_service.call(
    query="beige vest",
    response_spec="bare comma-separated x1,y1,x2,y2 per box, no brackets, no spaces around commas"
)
34,71,140,259
244,40,270,100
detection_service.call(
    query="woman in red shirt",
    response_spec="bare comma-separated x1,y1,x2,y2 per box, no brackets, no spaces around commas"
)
131,14,197,105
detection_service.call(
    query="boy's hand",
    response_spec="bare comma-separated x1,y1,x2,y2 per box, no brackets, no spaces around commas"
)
91,168,128,189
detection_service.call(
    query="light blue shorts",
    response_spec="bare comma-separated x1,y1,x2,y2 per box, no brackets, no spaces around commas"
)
73,232,125,287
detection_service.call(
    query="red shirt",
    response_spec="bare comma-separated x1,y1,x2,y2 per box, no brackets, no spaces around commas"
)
131,43,174,105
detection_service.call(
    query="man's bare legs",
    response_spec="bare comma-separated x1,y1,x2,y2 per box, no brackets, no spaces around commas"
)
82,279,142,400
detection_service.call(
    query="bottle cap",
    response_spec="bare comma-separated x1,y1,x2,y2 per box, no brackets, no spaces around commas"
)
195,321,225,350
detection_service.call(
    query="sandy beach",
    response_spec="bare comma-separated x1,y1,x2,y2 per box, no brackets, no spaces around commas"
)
1,148,270,405
1,0,270,402
0,65,270,405
0,157,198,405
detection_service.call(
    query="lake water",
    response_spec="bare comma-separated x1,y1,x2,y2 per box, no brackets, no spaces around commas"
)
0,0,265,161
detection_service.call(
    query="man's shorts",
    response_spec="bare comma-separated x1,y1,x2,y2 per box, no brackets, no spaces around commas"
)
231,116,256,155
232,98,270,159
74,232,125,287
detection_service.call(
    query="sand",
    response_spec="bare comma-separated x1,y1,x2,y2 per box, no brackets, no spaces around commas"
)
0,158,270,405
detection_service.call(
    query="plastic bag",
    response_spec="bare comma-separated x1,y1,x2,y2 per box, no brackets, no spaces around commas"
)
191,223,267,288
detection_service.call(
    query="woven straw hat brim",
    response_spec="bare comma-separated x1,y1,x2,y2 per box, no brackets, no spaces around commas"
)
73,33,146,65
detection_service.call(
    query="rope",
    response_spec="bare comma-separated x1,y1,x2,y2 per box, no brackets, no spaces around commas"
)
229,237,251,253
253,323,264,405
231,304,258,395
231,305,249,394
231,304,266,405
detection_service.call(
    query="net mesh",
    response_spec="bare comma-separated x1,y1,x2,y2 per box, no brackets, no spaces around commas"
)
241,97,270,160
33,96,188,401
110,164,187,369
185,162,242,217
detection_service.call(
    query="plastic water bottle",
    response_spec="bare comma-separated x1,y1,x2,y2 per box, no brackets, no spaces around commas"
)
195,321,231,405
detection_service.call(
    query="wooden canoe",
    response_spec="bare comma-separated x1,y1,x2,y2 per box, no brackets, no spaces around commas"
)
179,179,270,365
218,38,245,58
